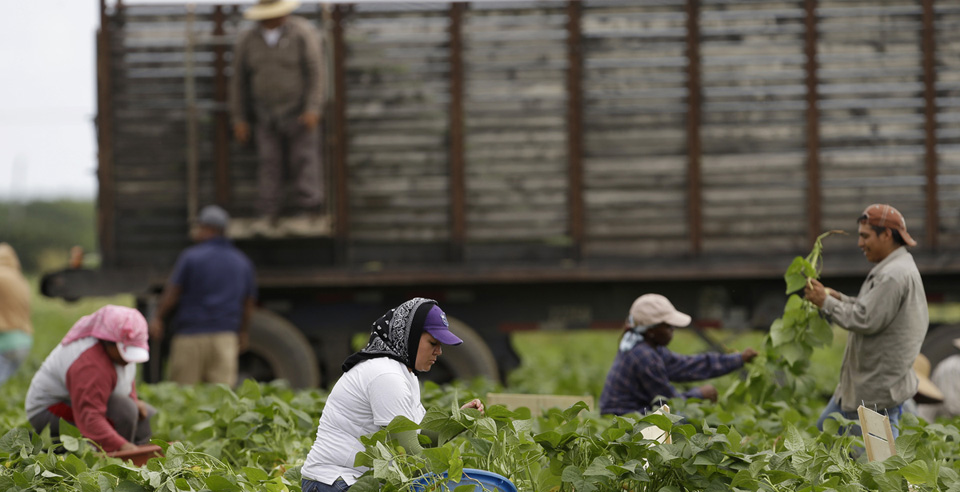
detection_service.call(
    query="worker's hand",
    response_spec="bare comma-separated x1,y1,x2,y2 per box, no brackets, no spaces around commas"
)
698,384,719,402
460,398,484,414
741,348,758,363
234,121,251,144
135,399,150,420
298,111,320,129
118,441,138,452
148,317,164,341
238,331,250,353
803,278,829,308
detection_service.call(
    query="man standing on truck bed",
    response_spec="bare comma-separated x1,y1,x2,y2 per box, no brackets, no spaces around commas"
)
230,0,327,237
149,205,257,386
805,203,928,438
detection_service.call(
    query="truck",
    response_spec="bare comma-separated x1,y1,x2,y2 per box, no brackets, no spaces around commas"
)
42,0,960,388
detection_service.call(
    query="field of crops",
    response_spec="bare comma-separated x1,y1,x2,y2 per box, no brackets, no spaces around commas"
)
2,276,960,492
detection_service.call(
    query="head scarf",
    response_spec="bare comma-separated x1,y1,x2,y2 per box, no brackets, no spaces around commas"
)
342,297,437,373
0,243,32,335
61,305,149,355
619,324,657,353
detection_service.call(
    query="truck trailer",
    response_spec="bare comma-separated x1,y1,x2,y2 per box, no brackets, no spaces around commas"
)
43,0,960,387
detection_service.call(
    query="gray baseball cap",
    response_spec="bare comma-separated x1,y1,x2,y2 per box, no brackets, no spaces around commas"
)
197,205,229,229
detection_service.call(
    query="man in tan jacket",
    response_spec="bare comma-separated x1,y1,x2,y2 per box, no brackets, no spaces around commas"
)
805,204,928,438
231,0,326,236
0,243,33,384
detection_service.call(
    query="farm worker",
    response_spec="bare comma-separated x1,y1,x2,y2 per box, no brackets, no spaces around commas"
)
0,243,33,384
230,0,327,236
24,305,156,453
149,205,257,387
300,298,484,492
599,294,758,416
805,203,927,439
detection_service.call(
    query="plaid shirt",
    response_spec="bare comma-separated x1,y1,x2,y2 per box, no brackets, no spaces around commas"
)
599,342,744,415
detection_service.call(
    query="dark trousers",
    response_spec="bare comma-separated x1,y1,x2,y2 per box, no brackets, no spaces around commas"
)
255,116,324,217
302,477,350,492
29,393,156,446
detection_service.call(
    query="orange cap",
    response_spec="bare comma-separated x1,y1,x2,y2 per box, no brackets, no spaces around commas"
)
860,204,917,247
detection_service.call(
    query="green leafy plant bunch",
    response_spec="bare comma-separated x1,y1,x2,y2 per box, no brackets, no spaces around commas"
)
726,231,843,413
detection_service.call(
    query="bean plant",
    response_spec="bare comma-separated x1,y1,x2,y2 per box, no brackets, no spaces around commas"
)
3,233,960,491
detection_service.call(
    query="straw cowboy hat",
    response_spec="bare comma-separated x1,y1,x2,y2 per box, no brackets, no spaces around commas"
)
244,0,301,21
914,353,945,404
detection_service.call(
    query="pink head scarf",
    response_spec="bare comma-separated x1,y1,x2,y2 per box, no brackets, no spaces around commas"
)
61,305,149,363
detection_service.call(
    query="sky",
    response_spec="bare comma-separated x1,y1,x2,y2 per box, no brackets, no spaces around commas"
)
1,1,101,200
0,0,541,201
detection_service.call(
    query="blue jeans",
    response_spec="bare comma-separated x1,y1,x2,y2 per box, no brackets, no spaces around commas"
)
302,477,349,492
0,347,30,385
817,397,903,439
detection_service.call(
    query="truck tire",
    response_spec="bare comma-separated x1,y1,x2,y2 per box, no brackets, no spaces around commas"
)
922,324,960,370
239,309,321,388
429,317,500,383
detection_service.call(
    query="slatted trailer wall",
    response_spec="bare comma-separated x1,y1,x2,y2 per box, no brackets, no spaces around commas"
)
699,0,809,254
935,3,960,244
580,0,692,258
818,1,931,250
98,0,960,274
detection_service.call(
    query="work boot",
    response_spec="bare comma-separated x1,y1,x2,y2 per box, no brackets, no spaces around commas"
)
249,216,281,239
280,213,331,237
226,217,254,239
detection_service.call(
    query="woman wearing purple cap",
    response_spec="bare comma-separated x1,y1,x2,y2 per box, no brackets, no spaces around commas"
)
301,298,484,492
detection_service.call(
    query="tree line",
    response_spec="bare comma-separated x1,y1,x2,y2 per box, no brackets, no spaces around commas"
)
0,200,96,274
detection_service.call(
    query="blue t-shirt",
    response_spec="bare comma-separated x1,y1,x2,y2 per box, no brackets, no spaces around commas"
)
169,237,257,335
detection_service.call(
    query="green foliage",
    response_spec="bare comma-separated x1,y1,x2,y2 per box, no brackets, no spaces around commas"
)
726,230,842,409
1,200,97,273
3,237,959,491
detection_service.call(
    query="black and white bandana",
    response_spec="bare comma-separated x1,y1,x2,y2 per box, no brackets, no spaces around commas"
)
342,297,437,373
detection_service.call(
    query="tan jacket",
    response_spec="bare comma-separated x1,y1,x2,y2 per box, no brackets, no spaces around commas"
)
230,16,325,126
0,243,32,335
822,246,928,411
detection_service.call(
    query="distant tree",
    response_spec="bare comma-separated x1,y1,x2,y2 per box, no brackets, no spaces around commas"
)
0,200,96,274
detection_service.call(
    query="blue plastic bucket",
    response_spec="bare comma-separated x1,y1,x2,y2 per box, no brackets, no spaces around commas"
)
411,468,518,492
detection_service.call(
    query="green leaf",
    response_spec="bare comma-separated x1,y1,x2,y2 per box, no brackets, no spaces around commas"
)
583,456,616,479
205,475,242,492
384,415,420,434
640,413,672,432
783,425,804,453
61,435,81,453
349,475,381,492
778,343,807,366
784,257,811,294
0,428,31,455
116,480,149,492
808,315,833,347
769,318,788,347
900,460,931,485
241,467,269,483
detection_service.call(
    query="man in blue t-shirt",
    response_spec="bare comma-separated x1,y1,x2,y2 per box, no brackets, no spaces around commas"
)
149,205,257,386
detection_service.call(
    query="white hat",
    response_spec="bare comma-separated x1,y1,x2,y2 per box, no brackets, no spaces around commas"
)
628,294,692,330
118,342,149,364
244,0,300,21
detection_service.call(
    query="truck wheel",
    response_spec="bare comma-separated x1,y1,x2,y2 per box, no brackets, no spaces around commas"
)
922,324,960,370
238,309,320,388
427,317,500,383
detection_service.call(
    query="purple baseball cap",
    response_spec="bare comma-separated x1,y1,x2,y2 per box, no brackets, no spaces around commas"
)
423,305,463,345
